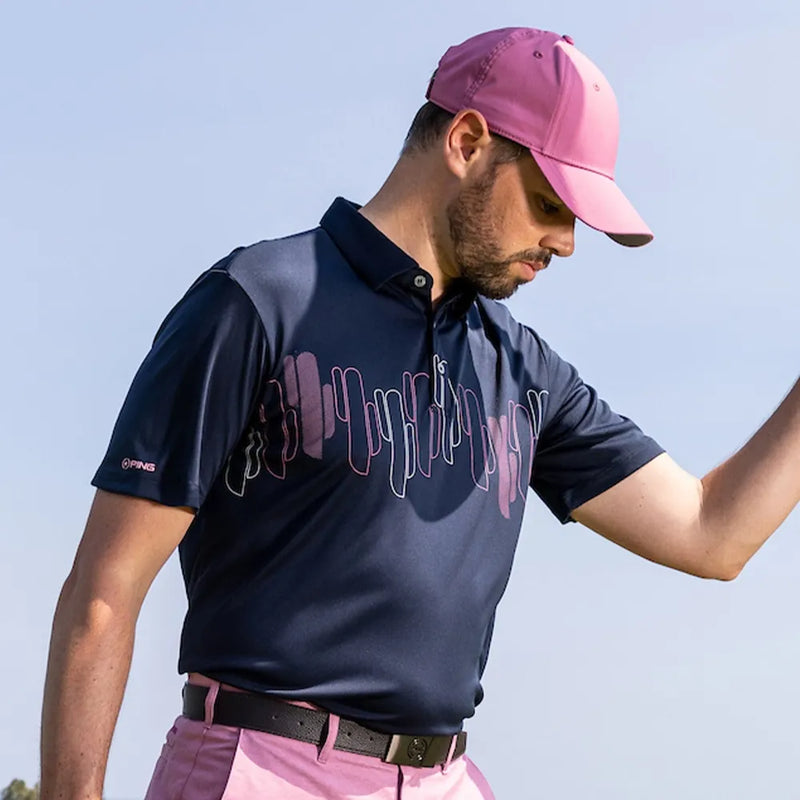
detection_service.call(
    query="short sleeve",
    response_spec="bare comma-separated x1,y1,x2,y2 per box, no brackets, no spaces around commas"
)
92,269,268,509
530,337,664,523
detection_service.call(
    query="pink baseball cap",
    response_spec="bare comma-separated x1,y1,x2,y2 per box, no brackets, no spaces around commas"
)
427,27,653,247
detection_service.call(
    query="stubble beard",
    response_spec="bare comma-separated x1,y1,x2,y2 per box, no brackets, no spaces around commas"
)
446,163,549,301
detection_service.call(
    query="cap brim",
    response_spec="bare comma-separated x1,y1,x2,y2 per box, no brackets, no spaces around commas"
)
531,151,653,247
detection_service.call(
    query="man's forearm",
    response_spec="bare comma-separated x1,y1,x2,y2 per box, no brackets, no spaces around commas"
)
40,573,137,800
701,377,800,575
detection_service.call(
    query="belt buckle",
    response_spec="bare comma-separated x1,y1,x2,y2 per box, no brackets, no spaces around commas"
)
384,734,443,768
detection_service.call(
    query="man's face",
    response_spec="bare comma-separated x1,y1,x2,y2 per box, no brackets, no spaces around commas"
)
446,150,576,300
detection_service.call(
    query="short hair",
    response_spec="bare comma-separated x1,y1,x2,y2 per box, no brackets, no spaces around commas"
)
401,101,529,164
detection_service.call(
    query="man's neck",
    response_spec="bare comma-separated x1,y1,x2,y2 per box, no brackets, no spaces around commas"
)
358,159,457,304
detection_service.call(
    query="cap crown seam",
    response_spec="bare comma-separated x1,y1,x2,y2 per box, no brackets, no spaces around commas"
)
463,29,536,105
544,44,572,157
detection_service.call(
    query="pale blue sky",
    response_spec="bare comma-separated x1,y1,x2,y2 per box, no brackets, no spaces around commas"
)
2,1,799,798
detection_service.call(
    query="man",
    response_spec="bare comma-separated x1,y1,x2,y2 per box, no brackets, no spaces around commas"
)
41,26,800,800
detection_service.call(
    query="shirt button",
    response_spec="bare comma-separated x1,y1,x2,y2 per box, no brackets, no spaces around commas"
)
413,274,428,289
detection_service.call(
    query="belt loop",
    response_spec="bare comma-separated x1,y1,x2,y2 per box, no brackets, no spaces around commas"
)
317,712,340,764
203,680,221,728
441,734,458,774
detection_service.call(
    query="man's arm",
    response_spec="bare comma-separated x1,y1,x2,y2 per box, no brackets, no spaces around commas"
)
572,378,800,580
41,489,194,800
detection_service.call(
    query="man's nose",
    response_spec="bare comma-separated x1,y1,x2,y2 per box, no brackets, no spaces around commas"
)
540,229,575,258
542,221,575,259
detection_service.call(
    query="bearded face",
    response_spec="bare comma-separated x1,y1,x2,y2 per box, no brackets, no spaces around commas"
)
446,157,554,300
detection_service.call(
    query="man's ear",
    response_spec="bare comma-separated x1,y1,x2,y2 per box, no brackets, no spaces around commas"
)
442,109,493,179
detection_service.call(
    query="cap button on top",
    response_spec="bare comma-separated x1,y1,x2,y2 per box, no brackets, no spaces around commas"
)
561,34,574,45
413,274,427,289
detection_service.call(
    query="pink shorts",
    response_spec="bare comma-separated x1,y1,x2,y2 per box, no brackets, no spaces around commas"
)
144,684,495,800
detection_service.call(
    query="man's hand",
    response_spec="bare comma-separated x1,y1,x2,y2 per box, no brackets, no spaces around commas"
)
572,378,800,580
40,490,194,800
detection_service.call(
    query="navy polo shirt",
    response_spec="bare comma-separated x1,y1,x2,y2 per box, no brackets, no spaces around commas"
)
93,197,663,734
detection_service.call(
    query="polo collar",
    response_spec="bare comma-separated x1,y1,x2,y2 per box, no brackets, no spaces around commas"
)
319,198,477,316
320,197,421,291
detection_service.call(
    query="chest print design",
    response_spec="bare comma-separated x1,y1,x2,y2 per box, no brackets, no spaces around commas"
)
225,351,547,519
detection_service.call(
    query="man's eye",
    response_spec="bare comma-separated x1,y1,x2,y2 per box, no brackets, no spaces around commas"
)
539,197,561,216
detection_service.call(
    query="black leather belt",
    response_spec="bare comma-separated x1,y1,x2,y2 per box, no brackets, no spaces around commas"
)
182,683,467,768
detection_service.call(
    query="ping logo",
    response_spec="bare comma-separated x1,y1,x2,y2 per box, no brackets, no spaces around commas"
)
121,457,157,472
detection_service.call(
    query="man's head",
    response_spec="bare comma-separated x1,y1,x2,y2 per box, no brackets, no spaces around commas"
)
418,27,652,247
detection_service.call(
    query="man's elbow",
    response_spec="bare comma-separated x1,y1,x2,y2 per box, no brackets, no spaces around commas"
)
708,562,744,582
693,547,749,582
